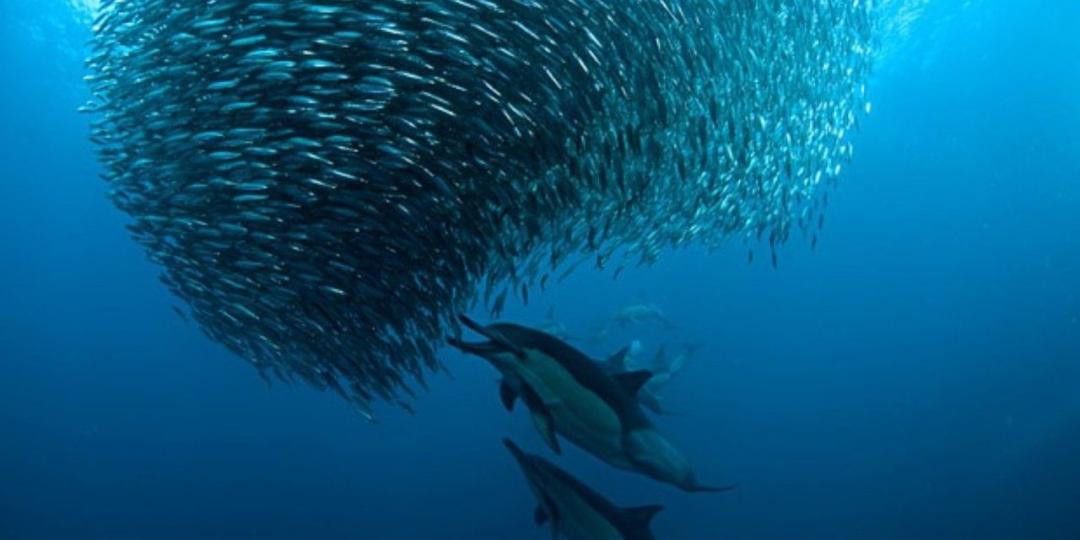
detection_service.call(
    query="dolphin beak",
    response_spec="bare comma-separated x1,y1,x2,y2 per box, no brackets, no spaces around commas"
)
446,336,501,356
503,438,528,463
457,314,525,358
503,439,544,489
458,314,488,334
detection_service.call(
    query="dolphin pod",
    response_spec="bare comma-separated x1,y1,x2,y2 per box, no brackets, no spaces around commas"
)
454,316,735,537
86,1,876,413
450,315,732,493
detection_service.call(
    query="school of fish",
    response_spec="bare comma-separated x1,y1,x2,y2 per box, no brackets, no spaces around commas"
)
85,0,877,416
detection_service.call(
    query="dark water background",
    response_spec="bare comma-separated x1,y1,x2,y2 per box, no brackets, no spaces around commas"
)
1,1,1078,539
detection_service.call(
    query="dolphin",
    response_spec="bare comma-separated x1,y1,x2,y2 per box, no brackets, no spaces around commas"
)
660,343,700,377
600,343,700,415
597,345,667,415
612,303,674,329
448,315,733,492
539,305,578,341
503,438,664,540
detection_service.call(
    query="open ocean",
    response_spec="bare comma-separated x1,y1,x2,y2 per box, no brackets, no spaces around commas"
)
1,1,1078,539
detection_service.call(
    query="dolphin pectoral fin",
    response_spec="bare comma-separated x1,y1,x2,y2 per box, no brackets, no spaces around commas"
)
623,504,664,530
529,409,561,454
614,370,654,397
541,496,560,539
499,380,518,411
534,506,550,526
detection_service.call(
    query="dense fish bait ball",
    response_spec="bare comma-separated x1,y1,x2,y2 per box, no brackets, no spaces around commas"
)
86,0,875,413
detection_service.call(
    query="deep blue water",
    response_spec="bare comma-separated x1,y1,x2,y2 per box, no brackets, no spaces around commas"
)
1,1,1078,539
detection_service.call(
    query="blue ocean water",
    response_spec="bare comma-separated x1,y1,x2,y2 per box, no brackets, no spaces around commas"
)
1,1,1077,539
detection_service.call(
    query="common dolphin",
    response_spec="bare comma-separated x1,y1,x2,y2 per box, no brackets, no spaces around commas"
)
539,306,578,341
504,438,664,540
593,304,674,344
599,345,667,415
612,303,674,329
600,343,700,415
648,343,700,392
448,315,733,492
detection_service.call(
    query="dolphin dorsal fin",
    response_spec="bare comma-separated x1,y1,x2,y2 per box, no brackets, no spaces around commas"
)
623,504,664,529
605,346,631,372
614,370,654,397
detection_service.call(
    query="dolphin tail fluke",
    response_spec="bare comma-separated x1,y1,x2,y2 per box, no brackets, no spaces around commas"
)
685,481,739,493
652,406,687,417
